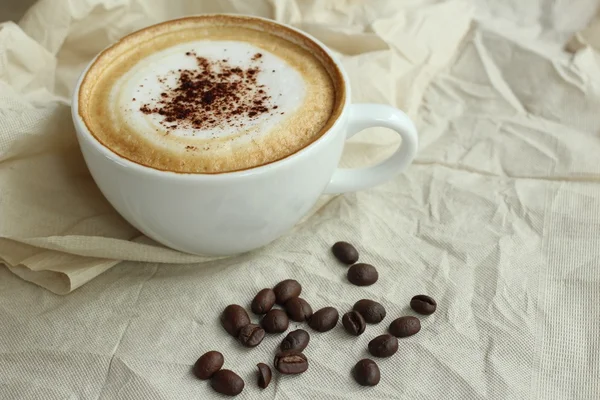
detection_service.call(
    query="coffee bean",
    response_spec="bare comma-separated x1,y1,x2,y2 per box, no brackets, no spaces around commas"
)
389,316,421,337
368,334,398,358
221,305,250,337
352,359,380,386
260,309,289,333
192,351,224,380
332,241,359,264
280,329,310,352
273,279,302,304
347,263,378,286
211,369,244,396
284,297,313,322
353,299,386,324
251,288,276,314
410,294,437,315
256,363,272,389
308,307,339,332
274,351,309,374
342,311,366,336
238,324,265,347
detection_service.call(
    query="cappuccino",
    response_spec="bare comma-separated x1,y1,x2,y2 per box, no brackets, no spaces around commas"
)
78,15,344,173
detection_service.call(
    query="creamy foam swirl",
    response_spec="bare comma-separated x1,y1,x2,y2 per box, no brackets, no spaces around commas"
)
78,16,343,173
116,41,306,144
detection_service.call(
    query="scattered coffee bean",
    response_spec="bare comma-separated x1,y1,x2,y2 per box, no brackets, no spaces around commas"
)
238,324,266,347
280,329,310,352
347,263,378,286
220,305,250,337
342,311,366,336
251,288,276,314
274,351,309,374
256,363,272,389
352,359,380,386
308,307,339,332
332,241,359,264
368,334,398,358
353,299,386,324
261,309,289,333
410,294,437,315
192,351,224,380
273,279,302,304
211,369,244,396
389,316,421,337
284,297,313,322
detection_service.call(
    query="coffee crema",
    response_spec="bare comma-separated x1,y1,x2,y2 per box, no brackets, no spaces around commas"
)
78,15,345,173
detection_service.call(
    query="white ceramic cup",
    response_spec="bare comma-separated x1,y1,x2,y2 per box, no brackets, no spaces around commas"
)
72,15,418,256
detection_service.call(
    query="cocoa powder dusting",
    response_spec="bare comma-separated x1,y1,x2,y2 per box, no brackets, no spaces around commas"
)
140,51,275,131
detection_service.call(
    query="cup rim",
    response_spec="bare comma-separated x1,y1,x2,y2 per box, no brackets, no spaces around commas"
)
71,13,351,181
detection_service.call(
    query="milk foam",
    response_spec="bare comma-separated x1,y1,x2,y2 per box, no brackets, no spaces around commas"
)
79,16,341,173
112,41,306,148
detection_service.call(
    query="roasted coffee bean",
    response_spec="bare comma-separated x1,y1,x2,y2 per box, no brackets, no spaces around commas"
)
352,359,380,386
342,311,366,336
274,351,309,374
261,309,289,333
368,334,398,358
347,263,378,286
211,369,244,396
273,279,302,304
256,363,272,389
220,305,250,337
332,241,359,264
251,288,276,314
353,299,386,324
410,294,437,315
238,324,265,347
284,297,313,322
389,316,421,337
192,351,224,380
308,307,339,332
280,329,310,352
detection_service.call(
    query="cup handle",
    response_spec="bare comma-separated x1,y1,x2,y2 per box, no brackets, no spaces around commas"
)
323,103,419,194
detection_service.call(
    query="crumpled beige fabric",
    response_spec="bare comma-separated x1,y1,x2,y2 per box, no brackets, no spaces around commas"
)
2,0,600,399
0,0,471,294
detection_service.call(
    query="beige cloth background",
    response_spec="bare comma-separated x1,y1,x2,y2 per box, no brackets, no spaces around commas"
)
1,0,600,399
